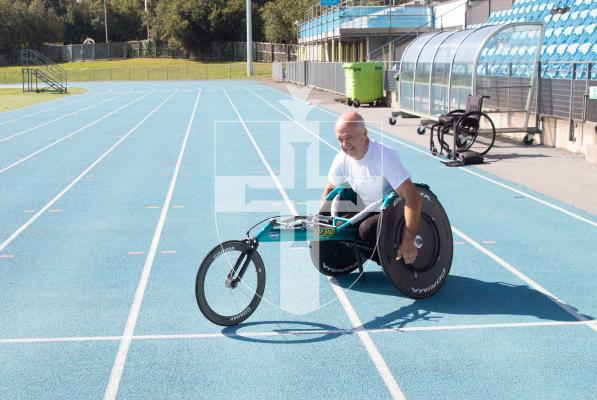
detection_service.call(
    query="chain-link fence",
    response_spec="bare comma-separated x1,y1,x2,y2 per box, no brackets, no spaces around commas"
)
0,41,298,66
0,64,272,84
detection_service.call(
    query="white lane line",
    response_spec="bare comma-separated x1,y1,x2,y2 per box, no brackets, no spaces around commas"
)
259,85,597,228
245,86,597,335
1,89,150,172
452,227,597,333
0,336,122,344
0,254,15,259
330,277,406,400
1,320,593,345
222,89,297,215
103,88,201,400
0,90,178,254
0,91,133,144
0,90,112,127
227,88,404,400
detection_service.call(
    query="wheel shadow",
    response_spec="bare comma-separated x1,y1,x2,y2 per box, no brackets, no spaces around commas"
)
334,271,594,330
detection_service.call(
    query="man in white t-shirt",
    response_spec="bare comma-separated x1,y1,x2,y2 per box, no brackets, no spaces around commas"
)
321,111,422,265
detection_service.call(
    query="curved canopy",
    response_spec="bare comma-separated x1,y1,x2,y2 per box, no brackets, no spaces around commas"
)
399,23,544,120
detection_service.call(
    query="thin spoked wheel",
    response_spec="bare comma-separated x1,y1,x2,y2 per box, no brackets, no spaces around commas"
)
195,240,266,326
454,111,496,155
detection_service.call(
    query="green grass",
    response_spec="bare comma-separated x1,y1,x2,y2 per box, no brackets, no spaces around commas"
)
0,87,87,113
0,59,272,83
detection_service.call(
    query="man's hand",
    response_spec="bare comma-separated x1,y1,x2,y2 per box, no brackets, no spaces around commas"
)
394,179,422,265
396,238,418,265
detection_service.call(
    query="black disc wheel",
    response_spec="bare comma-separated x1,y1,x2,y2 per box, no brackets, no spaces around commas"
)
377,185,453,298
353,100,360,108
195,240,266,326
454,111,496,155
310,192,363,276
389,117,397,126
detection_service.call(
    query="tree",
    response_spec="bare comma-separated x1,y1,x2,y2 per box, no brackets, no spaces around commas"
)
210,0,266,43
262,0,316,44
0,0,62,47
152,0,213,51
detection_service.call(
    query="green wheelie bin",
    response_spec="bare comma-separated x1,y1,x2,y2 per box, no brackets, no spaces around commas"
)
343,61,385,108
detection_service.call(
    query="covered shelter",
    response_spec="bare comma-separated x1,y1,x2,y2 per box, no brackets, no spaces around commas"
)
398,23,544,133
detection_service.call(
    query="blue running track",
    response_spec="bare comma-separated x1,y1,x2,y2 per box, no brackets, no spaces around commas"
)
0,81,595,400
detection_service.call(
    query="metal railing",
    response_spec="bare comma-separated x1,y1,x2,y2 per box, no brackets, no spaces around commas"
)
273,60,597,126
13,41,299,65
299,9,432,43
21,49,67,93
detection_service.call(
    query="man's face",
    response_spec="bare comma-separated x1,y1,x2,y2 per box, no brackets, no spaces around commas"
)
335,122,368,160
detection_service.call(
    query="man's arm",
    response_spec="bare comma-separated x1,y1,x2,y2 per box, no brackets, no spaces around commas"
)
394,179,422,264
320,181,335,211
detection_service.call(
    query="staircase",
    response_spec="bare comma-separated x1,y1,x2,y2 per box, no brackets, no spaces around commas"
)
21,49,68,93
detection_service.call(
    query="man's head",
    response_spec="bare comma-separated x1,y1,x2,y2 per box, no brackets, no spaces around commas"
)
335,112,368,160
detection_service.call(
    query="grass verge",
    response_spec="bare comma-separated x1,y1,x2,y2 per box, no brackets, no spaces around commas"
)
0,87,87,113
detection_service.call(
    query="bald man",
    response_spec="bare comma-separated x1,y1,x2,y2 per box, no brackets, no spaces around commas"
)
321,112,422,265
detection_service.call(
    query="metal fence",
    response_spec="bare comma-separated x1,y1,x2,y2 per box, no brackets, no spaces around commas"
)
273,61,597,124
282,61,345,94
0,64,272,84
0,41,298,66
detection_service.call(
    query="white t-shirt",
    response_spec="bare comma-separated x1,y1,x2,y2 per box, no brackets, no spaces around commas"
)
327,139,410,206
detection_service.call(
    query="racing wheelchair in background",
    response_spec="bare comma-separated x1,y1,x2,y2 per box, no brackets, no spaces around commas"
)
417,95,496,164
195,184,453,326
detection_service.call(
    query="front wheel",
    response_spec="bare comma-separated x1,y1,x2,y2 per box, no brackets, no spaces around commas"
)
195,240,266,326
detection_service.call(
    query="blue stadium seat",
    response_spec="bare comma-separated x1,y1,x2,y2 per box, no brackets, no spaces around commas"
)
576,9,589,25
554,43,567,61
564,43,579,61
571,25,584,41
563,26,574,39
544,43,558,58
559,12,571,26
579,0,592,12
578,23,596,43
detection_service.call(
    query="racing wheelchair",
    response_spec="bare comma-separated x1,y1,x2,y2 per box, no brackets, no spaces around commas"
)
418,95,496,162
195,184,453,326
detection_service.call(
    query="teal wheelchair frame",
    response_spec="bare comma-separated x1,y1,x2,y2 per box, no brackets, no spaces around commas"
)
195,184,452,326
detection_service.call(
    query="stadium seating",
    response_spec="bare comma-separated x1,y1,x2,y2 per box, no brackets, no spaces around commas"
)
298,0,595,79
480,0,596,79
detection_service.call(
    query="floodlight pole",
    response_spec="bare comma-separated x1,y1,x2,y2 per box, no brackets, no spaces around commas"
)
103,0,109,43
246,0,253,76
145,0,150,40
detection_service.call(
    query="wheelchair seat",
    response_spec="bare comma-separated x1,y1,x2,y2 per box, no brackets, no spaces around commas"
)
439,95,483,123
